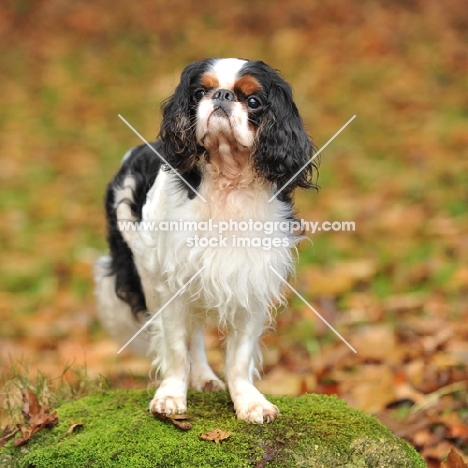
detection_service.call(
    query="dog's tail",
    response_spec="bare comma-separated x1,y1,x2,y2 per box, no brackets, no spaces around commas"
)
94,256,150,356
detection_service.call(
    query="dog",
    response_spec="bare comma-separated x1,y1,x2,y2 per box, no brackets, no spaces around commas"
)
94,58,317,424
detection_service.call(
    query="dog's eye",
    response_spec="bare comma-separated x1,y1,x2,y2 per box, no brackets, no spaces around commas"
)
247,96,261,109
194,89,206,102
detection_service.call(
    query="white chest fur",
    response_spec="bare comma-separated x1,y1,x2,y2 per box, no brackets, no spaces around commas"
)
118,167,296,321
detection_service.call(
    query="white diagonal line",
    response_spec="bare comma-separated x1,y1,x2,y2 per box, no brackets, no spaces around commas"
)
268,115,356,202
118,114,207,203
269,266,357,353
117,266,206,354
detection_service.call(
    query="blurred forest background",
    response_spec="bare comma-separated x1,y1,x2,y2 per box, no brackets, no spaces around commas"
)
0,0,467,465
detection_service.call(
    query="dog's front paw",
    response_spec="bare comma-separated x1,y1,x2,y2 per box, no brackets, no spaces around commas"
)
232,386,279,424
235,397,279,424
149,383,187,415
149,394,187,415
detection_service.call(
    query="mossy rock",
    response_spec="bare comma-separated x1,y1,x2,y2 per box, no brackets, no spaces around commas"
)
0,389,425,467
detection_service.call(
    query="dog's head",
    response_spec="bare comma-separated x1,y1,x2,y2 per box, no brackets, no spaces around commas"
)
159,58,316,196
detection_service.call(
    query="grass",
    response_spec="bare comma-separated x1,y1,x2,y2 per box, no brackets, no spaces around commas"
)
0,360,110,429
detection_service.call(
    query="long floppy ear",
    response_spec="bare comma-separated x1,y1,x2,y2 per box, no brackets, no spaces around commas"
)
159,60,209,172
254,68,317,197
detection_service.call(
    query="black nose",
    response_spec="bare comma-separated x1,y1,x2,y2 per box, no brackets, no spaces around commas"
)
212,89,235,102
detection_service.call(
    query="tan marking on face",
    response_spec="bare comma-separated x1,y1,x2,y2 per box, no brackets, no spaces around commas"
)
201,73,219,90
234,75,262,97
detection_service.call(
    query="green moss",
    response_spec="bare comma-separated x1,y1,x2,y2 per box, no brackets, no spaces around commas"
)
0,390,425,468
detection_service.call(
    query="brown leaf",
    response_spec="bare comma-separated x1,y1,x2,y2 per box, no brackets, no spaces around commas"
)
13,389,58,446
171,419,192,431
21,389,42,423
438,413,468,439
66,420,84,434
413,429,438,448
354,324,395,362
422,326,453,354
375,410,433,440
169,414,193,420
152,412,192,431
200,428,231,444
422,441,455,463
441,448,468,468
14,424,32,447
256,445,276,467
448,422,468,439
340,365,396,412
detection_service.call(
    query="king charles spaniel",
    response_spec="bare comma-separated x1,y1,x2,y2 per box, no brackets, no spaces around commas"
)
95,58,317,424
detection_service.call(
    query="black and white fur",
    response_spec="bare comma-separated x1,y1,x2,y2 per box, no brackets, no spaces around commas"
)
95,58,317,423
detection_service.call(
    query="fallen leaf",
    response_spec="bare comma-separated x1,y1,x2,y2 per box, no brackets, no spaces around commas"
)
441,448,468,468
438,413,468,439
256,366,305,395
171,419,192,431
256,445,276,467
14,424,33,448
13,389,58,446
200,428,231,444
448,422,468,439
376,411,432,440
422,326,453,354
354,324,396,362
393,381,425,404
66,420,84,434
413,429,437,447
21,388,42,423
152,412,192,431
422,441,455,463
383,293,426,313
339,365,396,412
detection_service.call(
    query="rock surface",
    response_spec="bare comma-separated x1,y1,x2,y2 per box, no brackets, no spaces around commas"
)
0,389,426,467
